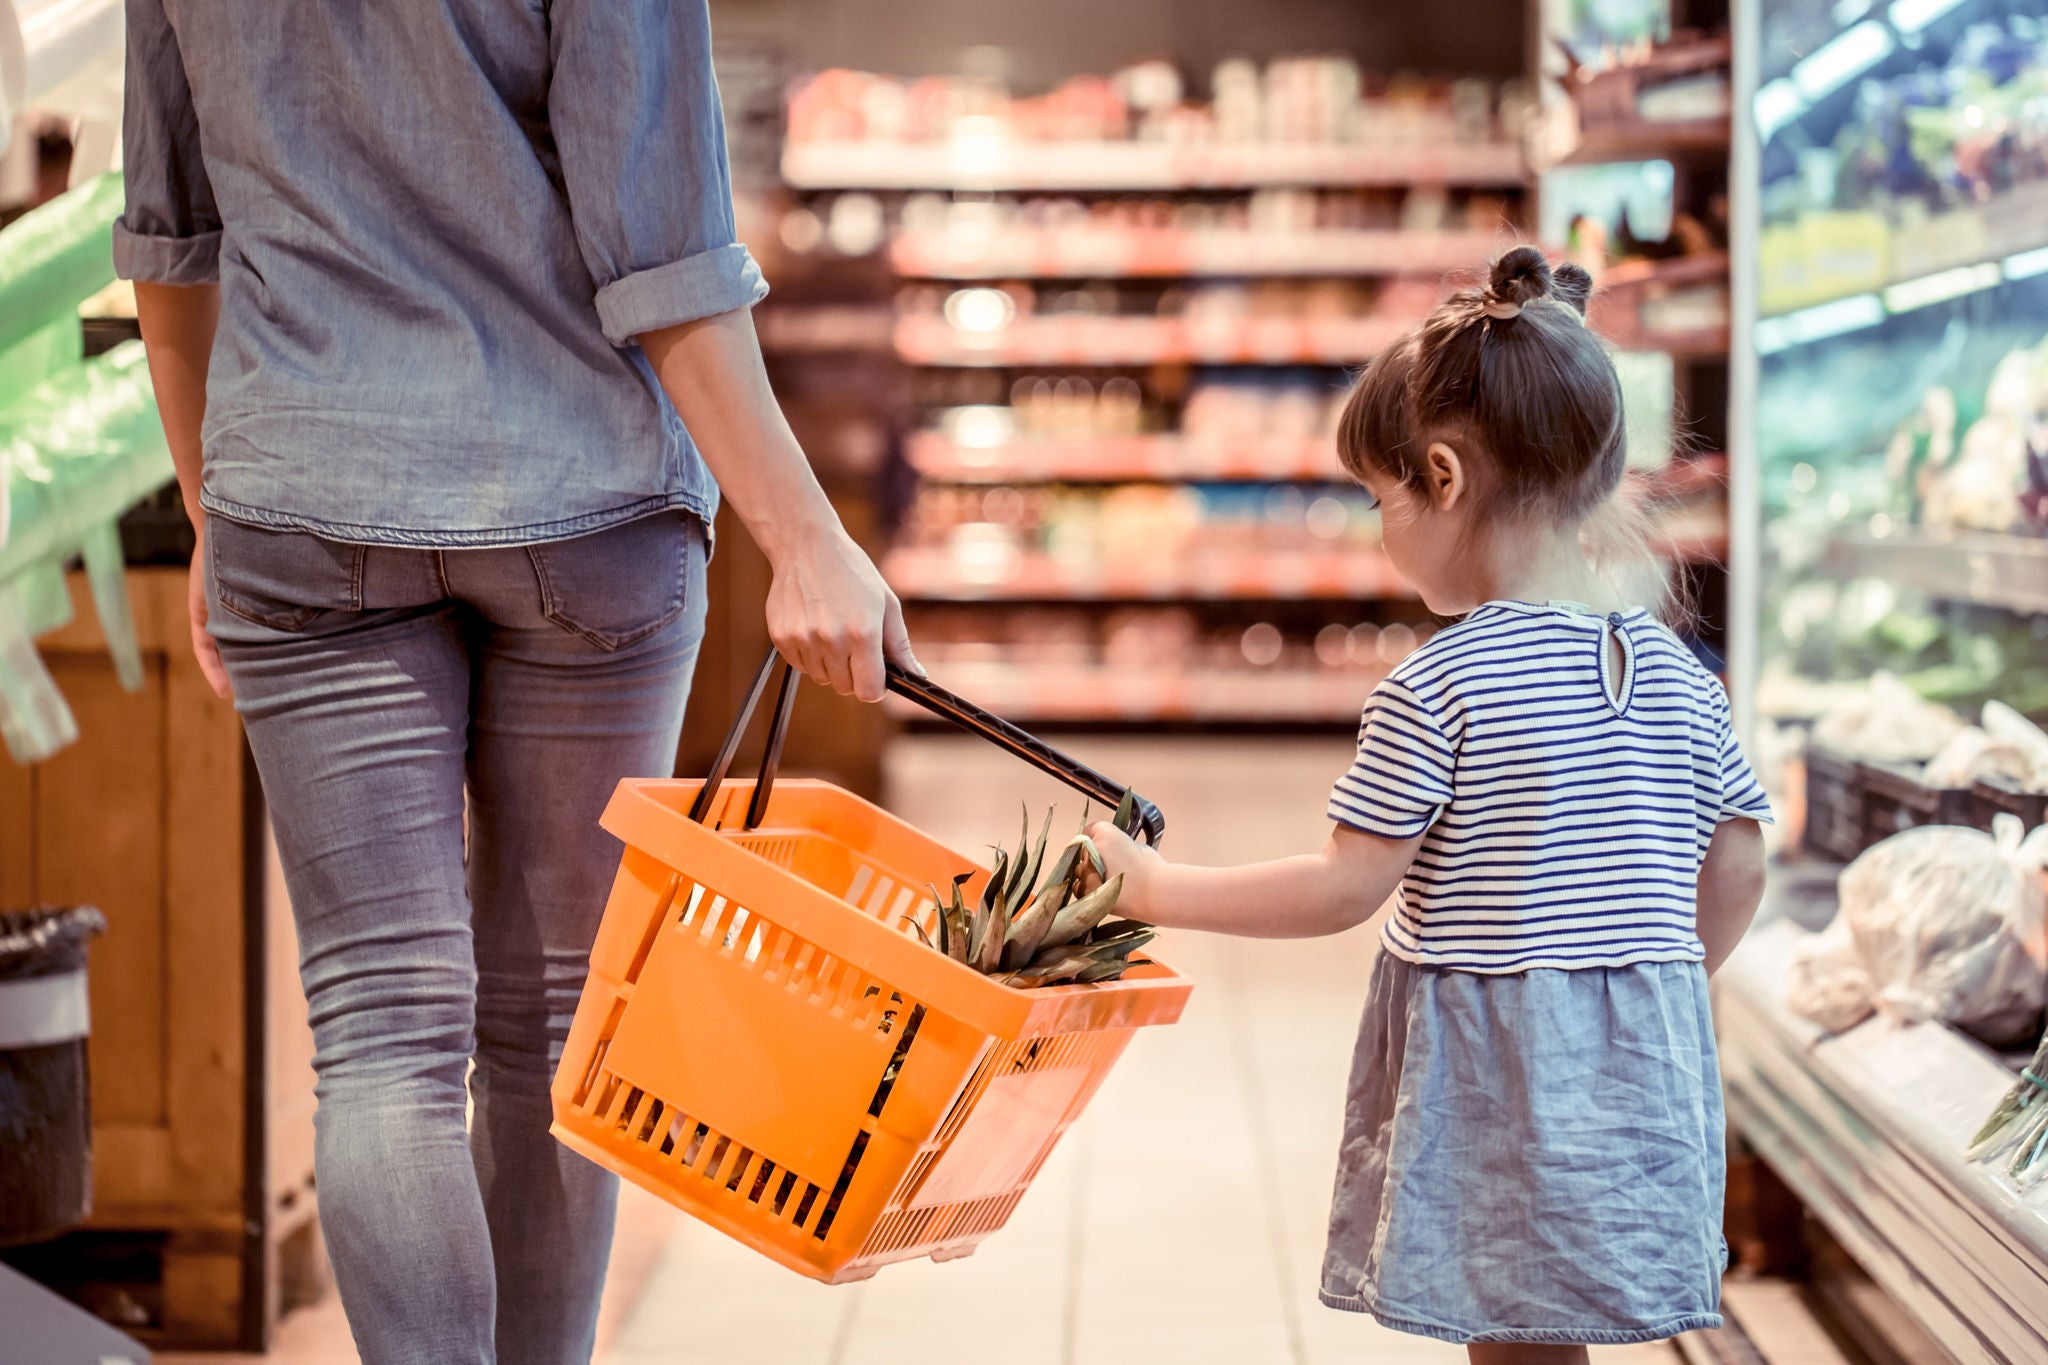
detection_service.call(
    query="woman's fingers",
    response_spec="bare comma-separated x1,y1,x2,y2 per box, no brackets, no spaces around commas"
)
187,557,232,699
882,593,922,679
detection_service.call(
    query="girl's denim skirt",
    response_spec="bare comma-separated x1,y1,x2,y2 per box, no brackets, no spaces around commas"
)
1319,951,1727,1346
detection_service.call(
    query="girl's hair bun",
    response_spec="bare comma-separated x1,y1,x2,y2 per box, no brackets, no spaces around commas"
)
1488,245,1554,308
1550,262,1594,317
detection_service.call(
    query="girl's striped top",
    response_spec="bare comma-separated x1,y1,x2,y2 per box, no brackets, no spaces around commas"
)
1328,600,1772,974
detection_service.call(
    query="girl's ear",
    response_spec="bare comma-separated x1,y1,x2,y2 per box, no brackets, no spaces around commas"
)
1424,441,1467,512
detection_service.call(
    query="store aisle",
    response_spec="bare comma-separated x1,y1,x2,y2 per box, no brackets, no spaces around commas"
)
599,736,1683,1365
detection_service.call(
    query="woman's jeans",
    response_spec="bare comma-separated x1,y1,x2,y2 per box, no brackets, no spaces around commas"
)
206,510,707,1365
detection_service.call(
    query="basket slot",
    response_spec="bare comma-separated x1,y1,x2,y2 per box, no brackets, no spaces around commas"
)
572,1000,627,1106
593,1073,626,1123
614,1086,645,1133
846,863,875,909
625,875,684,985
862,873,898,917
635,1097,666,1146
702,1135,734,1181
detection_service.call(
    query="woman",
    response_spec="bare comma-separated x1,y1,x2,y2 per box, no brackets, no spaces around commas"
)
117,2,913,1361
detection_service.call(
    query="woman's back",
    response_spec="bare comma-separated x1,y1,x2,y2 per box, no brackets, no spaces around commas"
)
119,0,765,544
1329,600,1771,973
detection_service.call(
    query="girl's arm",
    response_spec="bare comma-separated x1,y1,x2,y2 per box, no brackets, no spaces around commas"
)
1696,818,1767,975
1084,821,1421,939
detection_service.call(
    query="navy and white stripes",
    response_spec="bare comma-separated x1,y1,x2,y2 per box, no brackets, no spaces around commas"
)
1329,600,1773,974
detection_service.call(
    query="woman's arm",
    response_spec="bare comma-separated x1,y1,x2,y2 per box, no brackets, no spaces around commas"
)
1696,818,1767,975
1084,821,1420,939
134,280,229,698
639,310,918,702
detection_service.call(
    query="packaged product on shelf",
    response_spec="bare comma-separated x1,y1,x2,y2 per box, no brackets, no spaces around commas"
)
1786,815,2048,1047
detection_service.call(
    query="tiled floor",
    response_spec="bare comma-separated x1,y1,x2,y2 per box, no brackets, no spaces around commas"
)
172,735,1689,1363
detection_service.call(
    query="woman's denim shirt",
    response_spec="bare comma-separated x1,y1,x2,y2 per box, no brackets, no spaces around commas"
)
114,0,768,546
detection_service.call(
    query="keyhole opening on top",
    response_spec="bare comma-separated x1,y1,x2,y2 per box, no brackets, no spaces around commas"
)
1601,616,1634,715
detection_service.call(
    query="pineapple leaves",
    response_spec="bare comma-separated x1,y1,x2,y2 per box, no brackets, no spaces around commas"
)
901,804,1152,989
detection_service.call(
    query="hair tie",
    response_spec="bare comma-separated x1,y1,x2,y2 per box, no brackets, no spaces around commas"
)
1481,298,1522,320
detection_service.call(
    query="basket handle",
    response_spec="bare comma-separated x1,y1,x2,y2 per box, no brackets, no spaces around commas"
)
686,648,1166,845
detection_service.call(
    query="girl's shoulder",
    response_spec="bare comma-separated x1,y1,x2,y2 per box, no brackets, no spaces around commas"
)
1384,603,1588,697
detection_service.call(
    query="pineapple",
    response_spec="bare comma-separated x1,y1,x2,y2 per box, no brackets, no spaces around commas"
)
904,791,1154,988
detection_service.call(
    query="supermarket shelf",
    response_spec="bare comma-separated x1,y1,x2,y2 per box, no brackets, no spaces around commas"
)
1760,181,2048,320
1822,528,2048,615
1720,917,2048,1363
1597,323,1730,360
1552,117,1730,167
756,305,895,354
894,314,1413,367
783,140,1528,192
889,228,1510,281
883,660,1388,725
885,546,1415,603
1598,251,1730,292
906,432,1342,484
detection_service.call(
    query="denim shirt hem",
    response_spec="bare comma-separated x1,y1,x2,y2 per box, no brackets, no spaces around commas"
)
199,488,716,550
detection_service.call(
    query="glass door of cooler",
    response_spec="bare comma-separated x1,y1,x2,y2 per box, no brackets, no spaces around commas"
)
1735,0,2048,779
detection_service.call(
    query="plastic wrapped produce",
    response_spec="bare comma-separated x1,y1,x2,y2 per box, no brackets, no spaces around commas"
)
1922,702,2048,792
1809,671,1966,764
1787,815,2048,1047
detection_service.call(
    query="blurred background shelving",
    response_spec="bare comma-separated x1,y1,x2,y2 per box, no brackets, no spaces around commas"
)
749,49,1541,730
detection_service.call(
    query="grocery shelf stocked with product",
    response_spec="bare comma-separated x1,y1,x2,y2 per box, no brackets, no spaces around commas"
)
1732,0,2048,1354
1534,7,1738,662
774,56,1537,725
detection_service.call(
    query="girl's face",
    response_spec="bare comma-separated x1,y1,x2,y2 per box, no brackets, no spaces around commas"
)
1357,444,1489,617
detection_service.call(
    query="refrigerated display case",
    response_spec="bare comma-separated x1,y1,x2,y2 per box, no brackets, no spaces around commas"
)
1723,2,2048,1358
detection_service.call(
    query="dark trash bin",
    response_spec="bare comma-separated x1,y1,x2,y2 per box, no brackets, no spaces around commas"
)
0,907,107,1246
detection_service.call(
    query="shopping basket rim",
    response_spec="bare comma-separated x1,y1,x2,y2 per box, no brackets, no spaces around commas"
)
601,776,1194,1040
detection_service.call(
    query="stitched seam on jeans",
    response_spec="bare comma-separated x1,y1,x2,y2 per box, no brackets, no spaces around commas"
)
525,526,688,651
211,589,319,633
432,549,453,601
349,544,367,610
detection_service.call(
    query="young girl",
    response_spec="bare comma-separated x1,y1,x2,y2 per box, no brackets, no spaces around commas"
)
1086,246,1770,1364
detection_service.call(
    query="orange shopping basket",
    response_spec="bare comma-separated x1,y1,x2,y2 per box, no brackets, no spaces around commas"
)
551,651,1191,1283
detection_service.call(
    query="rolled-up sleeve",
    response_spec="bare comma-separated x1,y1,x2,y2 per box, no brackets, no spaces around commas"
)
548,0,768,346
112,0,221,284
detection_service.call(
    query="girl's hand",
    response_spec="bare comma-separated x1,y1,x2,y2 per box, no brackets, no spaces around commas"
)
1084,821,1164,921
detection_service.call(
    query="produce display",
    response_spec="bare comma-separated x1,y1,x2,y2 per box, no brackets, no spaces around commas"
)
1786,815,2048,1048
1756,281,2048,730
1758,4,2048,313
906,795,1152,988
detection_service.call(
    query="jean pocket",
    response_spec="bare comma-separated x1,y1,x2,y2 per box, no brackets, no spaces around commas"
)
209,517,364,632
524,512,695,651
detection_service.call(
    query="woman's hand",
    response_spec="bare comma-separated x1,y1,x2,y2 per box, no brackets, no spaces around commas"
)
187,519,232,699
762,516,917,701
1083,821,1165,921
639,308,920,702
